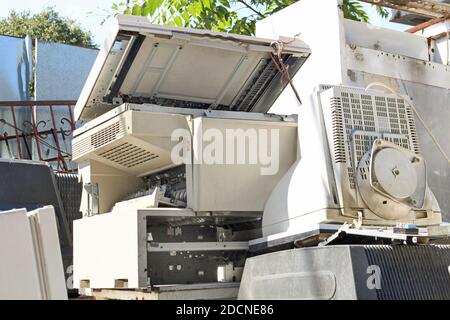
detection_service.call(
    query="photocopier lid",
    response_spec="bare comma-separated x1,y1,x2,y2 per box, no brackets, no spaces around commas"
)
75,15,311,120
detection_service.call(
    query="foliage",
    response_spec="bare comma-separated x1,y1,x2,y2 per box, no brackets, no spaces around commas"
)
0,8,96,48
111,0,389,35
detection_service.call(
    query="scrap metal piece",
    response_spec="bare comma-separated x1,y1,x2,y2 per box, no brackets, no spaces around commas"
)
360,0,450,19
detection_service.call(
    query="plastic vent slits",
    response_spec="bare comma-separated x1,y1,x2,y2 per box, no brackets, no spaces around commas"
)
99,142,159,168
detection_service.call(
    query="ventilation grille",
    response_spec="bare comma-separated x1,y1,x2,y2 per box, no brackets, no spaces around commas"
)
358,159,370,181
383,133,410,150
364,245,450,300
72,136,92,158
350,132,380,188
91,121,124,148
233,58,278,112
352,132,380,167
72,121,126,158
328,89,421,189
99,142,159,168
330,97,346,163
405,103,421,155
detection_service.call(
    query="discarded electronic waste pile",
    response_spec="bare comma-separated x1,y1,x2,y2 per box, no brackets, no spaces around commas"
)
71,0,450,300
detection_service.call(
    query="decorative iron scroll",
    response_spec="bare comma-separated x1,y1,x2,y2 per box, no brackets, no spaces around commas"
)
0,101,77,172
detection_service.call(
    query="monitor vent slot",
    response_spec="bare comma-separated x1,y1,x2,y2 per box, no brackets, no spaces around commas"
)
99,142,159,168
91,121,125,149
326,88,420,189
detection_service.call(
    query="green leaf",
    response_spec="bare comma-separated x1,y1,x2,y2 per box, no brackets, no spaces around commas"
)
202,0,211,9
218,0,230,7
375,5,389,19
187,4,197,18
148,0,158,16
174,15,183,26
181,10,190,23
132,5,142,15
141,2,150,16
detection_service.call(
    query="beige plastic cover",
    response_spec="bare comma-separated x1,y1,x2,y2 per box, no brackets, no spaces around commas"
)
75,15,310,120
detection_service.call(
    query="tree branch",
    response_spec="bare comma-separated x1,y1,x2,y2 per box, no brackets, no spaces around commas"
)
235,0,265,18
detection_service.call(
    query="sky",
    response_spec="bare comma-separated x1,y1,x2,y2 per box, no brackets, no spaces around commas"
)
0,0,116,45
0,0,409,46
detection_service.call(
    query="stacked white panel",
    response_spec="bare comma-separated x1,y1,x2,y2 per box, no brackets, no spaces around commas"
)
0,206,67,300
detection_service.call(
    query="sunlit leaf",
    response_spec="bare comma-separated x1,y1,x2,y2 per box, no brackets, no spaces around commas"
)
202,0,211,9
174,15,183,26
132,5,142,15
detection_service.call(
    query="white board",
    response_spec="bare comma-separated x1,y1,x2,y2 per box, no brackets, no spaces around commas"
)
0,206,67,300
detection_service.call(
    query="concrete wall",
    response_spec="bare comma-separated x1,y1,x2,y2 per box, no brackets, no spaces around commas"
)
33,41,98,169
34,41,98,101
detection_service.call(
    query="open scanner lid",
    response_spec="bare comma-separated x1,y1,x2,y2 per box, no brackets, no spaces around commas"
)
75,15,311,120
